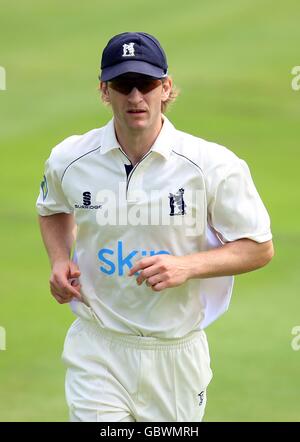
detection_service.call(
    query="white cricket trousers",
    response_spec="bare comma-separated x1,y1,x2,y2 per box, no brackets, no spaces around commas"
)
62,303,213,422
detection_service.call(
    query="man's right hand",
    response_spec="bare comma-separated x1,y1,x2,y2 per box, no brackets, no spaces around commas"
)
49,260,82,304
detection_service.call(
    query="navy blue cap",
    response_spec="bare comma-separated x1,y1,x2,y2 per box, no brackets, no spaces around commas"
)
100,32,168,81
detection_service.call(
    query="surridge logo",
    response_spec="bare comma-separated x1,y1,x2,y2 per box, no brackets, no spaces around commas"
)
83,191,91,206
75,191,102,210
122,43,135,57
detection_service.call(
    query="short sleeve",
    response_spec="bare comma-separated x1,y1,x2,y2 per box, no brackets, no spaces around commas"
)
36,153,74,216
209,159,272,243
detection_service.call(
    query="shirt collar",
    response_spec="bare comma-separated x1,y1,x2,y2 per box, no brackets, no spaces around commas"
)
150,115,175,160
100,119,122,155
100,115,175,160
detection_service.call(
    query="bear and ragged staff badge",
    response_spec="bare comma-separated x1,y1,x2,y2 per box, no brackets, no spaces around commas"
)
169,188,186,216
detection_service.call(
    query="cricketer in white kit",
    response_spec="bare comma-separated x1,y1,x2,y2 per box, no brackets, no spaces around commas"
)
36,32,274,422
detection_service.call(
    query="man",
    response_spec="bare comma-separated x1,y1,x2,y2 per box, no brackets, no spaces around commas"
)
37,32,274,422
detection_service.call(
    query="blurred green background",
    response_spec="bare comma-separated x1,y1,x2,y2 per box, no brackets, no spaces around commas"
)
1,0,300,422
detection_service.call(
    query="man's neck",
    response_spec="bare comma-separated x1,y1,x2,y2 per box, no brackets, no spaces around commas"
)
114,118,163,166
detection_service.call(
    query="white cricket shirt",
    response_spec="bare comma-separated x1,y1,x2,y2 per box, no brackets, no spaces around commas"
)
36,116,272,338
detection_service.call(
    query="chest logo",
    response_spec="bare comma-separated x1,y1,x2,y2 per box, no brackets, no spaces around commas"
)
83,191,91,206
169,188,186,216
75,191,102,210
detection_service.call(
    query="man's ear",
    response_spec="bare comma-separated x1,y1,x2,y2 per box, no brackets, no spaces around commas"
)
100,81,110,103
161,77,172,102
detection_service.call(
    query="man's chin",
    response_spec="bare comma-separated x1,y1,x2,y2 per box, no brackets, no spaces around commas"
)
126,118,149,130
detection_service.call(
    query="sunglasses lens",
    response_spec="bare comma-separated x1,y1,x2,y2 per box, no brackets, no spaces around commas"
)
140,78,162,93
109,76,162,94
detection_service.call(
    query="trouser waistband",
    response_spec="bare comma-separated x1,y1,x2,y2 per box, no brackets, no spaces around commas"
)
72,301,205,351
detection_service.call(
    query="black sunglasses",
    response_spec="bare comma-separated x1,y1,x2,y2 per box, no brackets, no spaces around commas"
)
108,75,163,95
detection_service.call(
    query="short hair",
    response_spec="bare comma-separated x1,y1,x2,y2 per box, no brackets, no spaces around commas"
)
161,77,179,113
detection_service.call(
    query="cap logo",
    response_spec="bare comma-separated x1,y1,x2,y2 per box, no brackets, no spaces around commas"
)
122,43,135,57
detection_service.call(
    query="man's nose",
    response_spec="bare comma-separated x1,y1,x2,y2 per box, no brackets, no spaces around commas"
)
127,87,143,102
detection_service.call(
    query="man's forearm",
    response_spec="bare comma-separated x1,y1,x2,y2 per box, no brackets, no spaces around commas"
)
186,239,274,279
38,213,76,267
